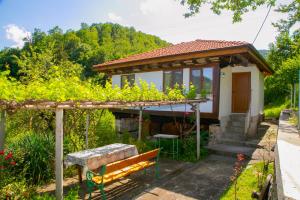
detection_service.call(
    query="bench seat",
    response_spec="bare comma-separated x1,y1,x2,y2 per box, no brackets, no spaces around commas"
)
92,160,156,184
86,148,160,200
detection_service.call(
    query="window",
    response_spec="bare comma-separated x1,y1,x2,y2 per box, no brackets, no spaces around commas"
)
121,74,135,88
163,70,183,91
191,67,213,99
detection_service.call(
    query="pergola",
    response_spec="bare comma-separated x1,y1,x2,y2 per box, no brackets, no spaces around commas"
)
0,99,205,200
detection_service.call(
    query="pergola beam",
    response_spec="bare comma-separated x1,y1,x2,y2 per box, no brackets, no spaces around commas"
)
0,99,206,110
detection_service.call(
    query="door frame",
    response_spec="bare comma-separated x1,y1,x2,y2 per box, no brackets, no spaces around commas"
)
231,72,251,113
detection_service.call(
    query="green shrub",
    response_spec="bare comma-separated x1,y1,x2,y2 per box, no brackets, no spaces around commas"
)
0,179,36,200
9,132,55,185
264,100,290,119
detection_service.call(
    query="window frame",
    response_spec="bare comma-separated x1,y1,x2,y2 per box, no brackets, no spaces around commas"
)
121,73,135,88
190,66,214,97
163,69,183,92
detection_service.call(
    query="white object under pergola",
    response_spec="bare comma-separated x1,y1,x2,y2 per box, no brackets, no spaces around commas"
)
0,99,205,200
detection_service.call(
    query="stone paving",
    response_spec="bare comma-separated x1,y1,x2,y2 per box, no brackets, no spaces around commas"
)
38,121,278,200
134,155,236,200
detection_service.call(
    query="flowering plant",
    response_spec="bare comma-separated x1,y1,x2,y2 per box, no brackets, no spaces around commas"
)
0,149,16,171
230,153,246,200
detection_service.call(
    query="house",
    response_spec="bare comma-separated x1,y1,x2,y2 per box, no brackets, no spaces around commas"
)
93,39,273,140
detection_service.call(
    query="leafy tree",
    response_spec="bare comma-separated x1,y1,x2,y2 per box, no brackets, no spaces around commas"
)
0,23,169,82
179,0,275,22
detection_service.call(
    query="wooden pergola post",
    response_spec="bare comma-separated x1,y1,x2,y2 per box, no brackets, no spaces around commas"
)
196,103,201,160
0,110,6,151
138,107,143,141
55,108,64,200
85,113,90,149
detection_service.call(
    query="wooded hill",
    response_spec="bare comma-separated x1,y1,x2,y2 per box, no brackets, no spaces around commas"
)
0,23,169,82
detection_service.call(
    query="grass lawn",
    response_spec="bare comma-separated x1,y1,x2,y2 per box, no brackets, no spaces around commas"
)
220,162,274,200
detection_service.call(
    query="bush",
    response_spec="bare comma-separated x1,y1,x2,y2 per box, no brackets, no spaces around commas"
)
264,100,290,119
9,132,55,185
0,179,36,200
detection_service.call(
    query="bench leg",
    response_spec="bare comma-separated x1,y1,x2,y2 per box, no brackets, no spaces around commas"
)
87,181,93,200
77,165,83,183
155,163,160,179
99,184,106,200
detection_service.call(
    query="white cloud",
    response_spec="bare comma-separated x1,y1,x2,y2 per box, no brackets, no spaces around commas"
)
4,24,31,48
108,12,123,22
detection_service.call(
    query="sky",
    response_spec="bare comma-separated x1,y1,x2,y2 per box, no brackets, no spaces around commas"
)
0,0,291,50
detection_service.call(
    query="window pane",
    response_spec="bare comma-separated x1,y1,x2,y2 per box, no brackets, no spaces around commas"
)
173,70,183,87
203,68,213,99
163,71,172,91
191,69,201,94
127,74,135,86
121,74,135,88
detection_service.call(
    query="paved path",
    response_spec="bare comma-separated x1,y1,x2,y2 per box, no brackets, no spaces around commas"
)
134,155,236,200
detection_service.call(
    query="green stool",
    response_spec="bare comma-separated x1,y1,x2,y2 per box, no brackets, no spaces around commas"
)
154,134,179,159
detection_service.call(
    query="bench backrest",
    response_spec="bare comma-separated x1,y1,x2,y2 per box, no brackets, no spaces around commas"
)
104,148,160,174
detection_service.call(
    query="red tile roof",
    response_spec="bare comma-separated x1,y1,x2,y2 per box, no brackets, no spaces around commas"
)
94,39,249,68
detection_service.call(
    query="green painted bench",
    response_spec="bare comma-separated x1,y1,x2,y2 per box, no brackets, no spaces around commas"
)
86,148,160,200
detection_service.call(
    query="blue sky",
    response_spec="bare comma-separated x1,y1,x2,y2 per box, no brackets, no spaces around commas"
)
0,0,290,50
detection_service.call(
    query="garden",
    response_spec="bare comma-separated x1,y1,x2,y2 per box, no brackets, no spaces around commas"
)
0,68,208,199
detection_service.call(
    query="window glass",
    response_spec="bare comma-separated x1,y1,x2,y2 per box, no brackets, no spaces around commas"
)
163,70,183,91
191,69,201,94
163,71,172,91
121,74,135,88
203,68,213,99
173,70,183,87
191,67,214,99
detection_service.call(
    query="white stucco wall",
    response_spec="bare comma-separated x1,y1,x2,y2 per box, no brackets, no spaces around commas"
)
258,71,265,114
219,64,263,119
183,68,190,90
219,67,232,118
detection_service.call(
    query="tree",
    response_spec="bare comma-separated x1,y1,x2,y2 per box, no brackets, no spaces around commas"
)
179,0,275,22
0,23,169,81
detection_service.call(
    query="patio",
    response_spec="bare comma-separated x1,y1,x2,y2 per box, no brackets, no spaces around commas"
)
37,155,235,200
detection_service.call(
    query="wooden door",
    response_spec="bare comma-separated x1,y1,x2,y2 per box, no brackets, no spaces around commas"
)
232,72,251,113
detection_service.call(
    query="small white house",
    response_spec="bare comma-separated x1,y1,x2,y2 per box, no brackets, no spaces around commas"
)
94,39,273,139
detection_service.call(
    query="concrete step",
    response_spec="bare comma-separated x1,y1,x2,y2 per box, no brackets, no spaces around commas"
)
222,134,245,141
227,121,245,128
226,126,245,133
218,138,261,148
230,114,246,122
207,143,256,158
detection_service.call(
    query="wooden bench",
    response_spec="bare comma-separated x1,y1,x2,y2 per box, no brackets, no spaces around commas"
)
86,148,160,200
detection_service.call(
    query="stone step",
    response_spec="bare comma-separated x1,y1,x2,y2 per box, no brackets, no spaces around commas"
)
207,143,256,158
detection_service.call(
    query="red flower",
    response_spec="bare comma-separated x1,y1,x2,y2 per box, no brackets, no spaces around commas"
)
237,153,245,161
5,152,13,160
0,150,4,155
10,161,16,166
0,166,5,170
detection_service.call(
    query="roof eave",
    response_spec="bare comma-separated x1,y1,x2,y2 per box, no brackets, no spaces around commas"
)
93,45,249,71
93,44,273,75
